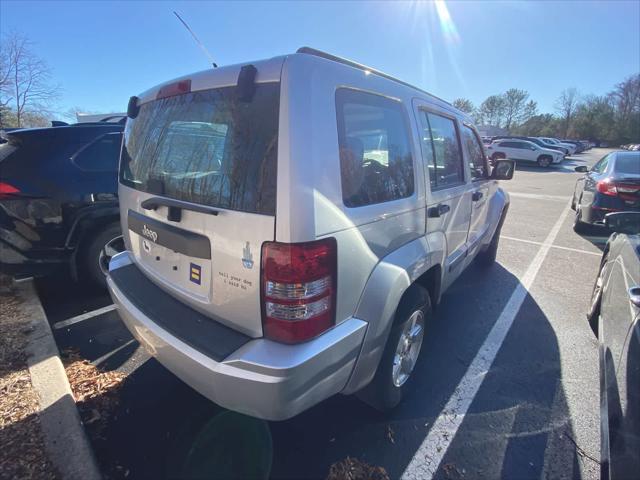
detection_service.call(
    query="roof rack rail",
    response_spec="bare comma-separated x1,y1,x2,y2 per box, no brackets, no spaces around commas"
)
296,47,452,107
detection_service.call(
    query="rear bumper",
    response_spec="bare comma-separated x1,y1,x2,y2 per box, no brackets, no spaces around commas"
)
107,252,367,421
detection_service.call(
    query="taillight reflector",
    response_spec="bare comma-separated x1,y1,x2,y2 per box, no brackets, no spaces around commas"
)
261,239,337,344
156,79,191,100
596,179,618,196
0,182,20,199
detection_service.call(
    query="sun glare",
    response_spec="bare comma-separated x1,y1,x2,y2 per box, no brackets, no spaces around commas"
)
434,0,461,45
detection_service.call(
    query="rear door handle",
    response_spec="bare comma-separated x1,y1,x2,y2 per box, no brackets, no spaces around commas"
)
472,191,484,202
428,203,450,218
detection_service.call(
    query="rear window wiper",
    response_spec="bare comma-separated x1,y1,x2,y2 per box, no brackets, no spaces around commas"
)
141,197,221,222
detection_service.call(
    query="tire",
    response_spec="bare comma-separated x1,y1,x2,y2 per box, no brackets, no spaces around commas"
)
477,226,500,267
81,222,123,289
537,155,552,168
586,255,607,337
477,206,508,268
573,204,588,234
365,285,431,411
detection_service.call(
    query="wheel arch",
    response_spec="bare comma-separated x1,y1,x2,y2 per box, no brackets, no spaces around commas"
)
67,206,121,280
343,236,444,394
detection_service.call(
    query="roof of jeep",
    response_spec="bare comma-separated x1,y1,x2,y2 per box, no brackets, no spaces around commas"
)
134,47,465,121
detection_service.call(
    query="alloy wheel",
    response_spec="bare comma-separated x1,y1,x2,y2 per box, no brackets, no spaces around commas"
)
392,310,425,387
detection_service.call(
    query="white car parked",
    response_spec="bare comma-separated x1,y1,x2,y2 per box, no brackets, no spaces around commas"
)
487,139,564,167
538,137,577,155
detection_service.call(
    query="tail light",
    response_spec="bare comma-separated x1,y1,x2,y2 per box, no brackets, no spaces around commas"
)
261,238,337,344
596,179,618,196
0,182,20,199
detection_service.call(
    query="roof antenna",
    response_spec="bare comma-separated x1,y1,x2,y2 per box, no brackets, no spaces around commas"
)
173,11,218,68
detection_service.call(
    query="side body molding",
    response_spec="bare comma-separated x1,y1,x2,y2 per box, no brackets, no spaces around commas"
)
343,236,445,394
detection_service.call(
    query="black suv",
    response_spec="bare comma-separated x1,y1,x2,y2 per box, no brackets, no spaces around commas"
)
0,122,124,287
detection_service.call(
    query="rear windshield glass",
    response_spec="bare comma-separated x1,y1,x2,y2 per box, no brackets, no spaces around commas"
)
120,83,279,215
614,153,640,175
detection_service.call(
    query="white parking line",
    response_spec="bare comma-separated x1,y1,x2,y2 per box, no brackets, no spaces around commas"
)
401,202,573,480
91,338,137,366
508,192,571,202
501,235,602,256
52,304,116,330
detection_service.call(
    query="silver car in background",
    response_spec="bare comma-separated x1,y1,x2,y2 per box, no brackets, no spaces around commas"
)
107,47,513,420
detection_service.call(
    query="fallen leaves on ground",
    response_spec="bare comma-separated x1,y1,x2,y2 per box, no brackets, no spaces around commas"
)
327,457,390,480
0,291,59,480
62,350,127,438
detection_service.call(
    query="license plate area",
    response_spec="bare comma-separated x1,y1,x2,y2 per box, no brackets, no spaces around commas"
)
128,210,212,301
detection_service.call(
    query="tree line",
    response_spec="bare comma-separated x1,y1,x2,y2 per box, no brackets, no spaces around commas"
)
453,74,640,144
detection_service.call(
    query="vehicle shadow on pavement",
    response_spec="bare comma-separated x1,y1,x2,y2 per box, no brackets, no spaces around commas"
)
514,157,588,175
266,262,589,479
41,263,592,480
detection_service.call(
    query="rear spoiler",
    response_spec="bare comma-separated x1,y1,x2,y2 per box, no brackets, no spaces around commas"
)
0,124,124,146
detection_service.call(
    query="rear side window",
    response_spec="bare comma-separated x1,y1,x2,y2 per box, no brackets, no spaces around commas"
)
592,155,610,173
73,133,122,172
121,83,279,215
462,126,488,180
336,89,414,208
420,111,464,189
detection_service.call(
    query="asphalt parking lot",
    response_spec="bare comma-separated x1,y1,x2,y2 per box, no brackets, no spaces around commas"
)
36,149,613,480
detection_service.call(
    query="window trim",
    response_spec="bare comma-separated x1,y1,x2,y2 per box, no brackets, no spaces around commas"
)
71,132,123,173
335,87,417,209
418,107,466,191
462,123,489,182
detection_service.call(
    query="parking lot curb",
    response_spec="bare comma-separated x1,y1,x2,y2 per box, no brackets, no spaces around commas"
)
18,279,103,480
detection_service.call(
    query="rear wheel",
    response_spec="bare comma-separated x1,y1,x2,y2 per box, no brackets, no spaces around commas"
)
587,256,607,336
81,222,123,289
573,204,588,234
365,285,431,411
537,155,552,168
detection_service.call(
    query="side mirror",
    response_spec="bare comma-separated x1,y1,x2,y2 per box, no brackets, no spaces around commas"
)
574,166,588,173
491,159,515,180
605,212,640,235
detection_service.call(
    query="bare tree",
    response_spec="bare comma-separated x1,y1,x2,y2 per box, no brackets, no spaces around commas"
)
610,74,640,123
478,95,506,127
502,88,529,130
0,32,60,127
555,87,580,137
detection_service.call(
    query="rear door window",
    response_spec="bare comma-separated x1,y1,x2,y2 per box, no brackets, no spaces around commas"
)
73,132,122,172
336,89,414,207
120,83,280,215
419,111,464,189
